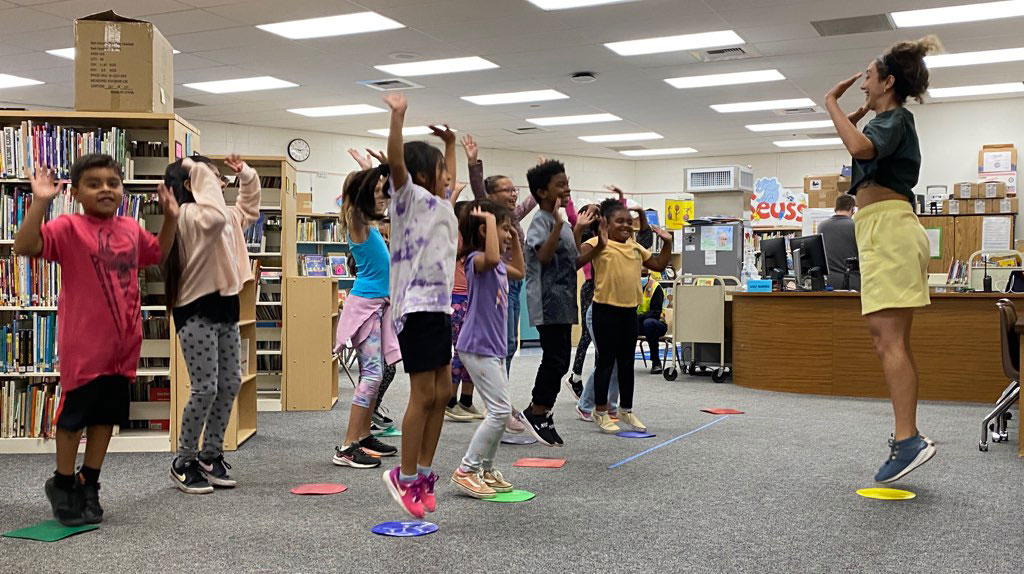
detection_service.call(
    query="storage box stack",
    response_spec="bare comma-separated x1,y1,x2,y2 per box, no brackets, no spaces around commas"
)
943,179,1018,215
978,143,1017,197
803,175,850,209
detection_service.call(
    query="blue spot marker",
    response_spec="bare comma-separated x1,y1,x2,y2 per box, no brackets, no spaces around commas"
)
371,521,439,537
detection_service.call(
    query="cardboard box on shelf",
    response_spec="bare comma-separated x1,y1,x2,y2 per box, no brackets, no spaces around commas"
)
979,180,1007,199
953,182,976,200
803,175,850,195
979,144,1017,174
296,192,314,214
997,197,1018,214
969,199,989,214
979,172,1017,196
74,11,173,113
942,199,964,215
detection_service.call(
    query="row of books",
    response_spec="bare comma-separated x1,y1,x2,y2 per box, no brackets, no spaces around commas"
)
1,313,57,373
1,122,132,180
256,305,283,321
0,184,161,240
1,380,60,438
0,256,61,307
130,141,168,158
946,260,970,286
257,354,282,375
244,213,268,247
299,254,351,278
123,378,171,431
297,218,344,243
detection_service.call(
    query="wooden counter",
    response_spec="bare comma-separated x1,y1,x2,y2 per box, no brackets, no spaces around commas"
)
732,291,1023,404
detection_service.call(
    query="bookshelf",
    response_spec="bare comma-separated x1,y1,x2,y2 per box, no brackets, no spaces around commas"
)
0,110,199,454
283,277,339,411
213,156,298,412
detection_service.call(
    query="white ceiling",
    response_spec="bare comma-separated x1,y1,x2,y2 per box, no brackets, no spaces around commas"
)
1,0,1023,159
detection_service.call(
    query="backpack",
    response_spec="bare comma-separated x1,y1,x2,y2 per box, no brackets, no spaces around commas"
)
1005,270,1024,293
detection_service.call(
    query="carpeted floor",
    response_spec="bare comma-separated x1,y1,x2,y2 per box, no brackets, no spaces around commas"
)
1,352,1021,573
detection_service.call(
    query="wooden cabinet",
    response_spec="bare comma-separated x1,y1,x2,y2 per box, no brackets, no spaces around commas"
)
919,214,1015,273
283,277,339,411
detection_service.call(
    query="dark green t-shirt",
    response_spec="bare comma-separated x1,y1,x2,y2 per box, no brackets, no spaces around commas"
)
849,107,920,202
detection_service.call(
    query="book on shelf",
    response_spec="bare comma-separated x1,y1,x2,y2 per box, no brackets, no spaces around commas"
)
296,217,343,243
0,256,61,307
256,305,283,321
2,182,160,241
301,255,328,277
0,122,133,180
328,255,349,278
1,312,58,373
244,213,267,248
0,379,60,438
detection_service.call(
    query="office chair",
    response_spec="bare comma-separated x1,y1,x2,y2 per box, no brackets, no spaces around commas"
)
980,299,1020,451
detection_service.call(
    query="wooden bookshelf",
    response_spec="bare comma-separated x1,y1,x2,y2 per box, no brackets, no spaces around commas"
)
0,110,198,455
283,277,339,411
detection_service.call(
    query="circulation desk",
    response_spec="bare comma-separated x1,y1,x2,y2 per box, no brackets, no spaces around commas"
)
731,291,1022,408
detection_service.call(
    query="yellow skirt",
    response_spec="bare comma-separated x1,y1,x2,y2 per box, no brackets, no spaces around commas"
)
853,199,930,316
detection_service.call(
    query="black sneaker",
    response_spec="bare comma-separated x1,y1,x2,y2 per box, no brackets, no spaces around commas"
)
44,476,85,526
198,455,237,488
565,375,583,400
522,409,555,447
78,480,103,524
359,435,398,457
372,408,394,428
332,443,382,468
547,412,564,447
650,363,663,375
171,458,214,494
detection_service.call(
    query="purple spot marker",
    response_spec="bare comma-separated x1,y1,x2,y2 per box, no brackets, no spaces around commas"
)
616,431,656,439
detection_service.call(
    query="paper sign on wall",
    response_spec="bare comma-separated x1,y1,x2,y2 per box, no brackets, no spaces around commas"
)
700,225,734,251
704,250,717,265
665,199,694,230
982,217,1012,252
924,228,942,258
673,230,683,253
751,177,807,228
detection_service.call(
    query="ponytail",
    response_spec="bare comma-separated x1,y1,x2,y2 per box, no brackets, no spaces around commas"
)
877,35,942,104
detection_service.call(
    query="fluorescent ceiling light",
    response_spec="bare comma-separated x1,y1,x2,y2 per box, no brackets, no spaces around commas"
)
605,30,744,56
288,104,386,117
666,69,785,89
184,76,298,94
925,46,1024,68
579,132,662,143
745,120,835,132
462,89,568,106
620,147,697,157
891,0,1024,28
47,47,179,60
257,11,404,40
711,97,815,113
527,0,637,9
368,126,457,137
773,138,844,148
929,82,1024,98
526,113,621,126
0,74,43,89
374,56,498,77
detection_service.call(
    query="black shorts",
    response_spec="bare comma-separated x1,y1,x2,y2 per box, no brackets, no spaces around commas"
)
56,376,131,432
397,312,452,373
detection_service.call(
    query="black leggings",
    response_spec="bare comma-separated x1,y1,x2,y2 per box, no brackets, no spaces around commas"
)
592,302,638,410
571,279,595,376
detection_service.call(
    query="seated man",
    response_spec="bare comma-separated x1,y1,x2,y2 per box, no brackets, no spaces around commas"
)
638,269,669,374
818,194,860,290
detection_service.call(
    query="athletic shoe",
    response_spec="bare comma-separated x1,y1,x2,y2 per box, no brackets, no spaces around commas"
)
445,405,474,422
332,443,381,468
44,477,85,527
874,433,937,483
198,455,237,488
594,411,621,434
522,409,555,447
419,472,438,513
452,403,483,420
371,408,393,428
482,469,513,493
546,412,564,447
608,410,619,422
617,411,647,432
170,458,214,494
359,435,398,457
575,404,593,422
78,480,103,524
650,364,663,375
505,411,526,434
450,469,496,499
383,467,425,519
565,374,584,400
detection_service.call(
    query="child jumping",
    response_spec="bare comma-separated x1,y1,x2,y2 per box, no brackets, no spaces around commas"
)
15,154,178,525
163,154,260,494
578,198,672,434
380,92,458,519
332,158,400,468
450,199,525,498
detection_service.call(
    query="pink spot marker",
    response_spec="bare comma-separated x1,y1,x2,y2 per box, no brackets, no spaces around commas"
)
701,408,744,415
290,483,348,495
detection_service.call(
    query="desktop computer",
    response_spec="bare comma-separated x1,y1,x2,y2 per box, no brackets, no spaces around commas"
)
790,234,830,291
759,237,789,291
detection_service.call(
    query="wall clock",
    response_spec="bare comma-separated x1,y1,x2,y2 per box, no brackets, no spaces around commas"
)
288,138,310,162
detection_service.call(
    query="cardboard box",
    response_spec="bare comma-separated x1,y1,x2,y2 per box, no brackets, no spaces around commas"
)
969,199,990,214
979,180,1007,199
953,182,976,200
296,192,314,214
997,197,1018,214
980,171,1017,196
979,144,1017,174
942,199,964,215
74,11,173,113
804,175,851,195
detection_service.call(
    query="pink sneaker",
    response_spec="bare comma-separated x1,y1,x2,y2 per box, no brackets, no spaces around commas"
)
505,411,526,434
383,467,425,519
419,472,438,513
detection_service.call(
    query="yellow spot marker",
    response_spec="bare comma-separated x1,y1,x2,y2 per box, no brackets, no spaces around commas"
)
856,488,916,500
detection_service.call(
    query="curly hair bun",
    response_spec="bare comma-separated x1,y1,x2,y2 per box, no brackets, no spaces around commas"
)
883,35,943,104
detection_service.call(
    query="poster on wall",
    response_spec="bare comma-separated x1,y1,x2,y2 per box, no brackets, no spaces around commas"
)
665,199,694,230
750,177,807,228
802,208,834,236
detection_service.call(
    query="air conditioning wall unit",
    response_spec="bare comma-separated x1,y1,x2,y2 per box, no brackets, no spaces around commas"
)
685,166,754,193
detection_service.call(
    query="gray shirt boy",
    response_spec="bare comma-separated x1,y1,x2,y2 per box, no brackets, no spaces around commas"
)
525,209,578,326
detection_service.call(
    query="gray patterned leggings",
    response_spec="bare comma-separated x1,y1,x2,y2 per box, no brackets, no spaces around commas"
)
176,314,242,462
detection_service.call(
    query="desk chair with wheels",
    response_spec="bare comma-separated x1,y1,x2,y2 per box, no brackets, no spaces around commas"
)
980,299,1020,451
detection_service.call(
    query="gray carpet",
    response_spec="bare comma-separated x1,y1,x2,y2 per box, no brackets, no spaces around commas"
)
1,352,1021,573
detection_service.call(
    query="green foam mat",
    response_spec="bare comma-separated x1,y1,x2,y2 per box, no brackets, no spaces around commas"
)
484,489,536,503
3,520,99,542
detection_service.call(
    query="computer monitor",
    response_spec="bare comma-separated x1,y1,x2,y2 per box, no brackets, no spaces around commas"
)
789,234,829,291
760,237,789,289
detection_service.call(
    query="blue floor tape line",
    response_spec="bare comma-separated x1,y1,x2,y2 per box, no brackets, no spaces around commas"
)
608,416,730,469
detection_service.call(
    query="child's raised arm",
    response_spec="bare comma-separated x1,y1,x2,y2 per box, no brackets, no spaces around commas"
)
471,207,500,273
643,226,674,272
506,226,525,281
156,182,179,259
13,166,61,257
383,93,409,190
577,216,607,269
431,125,457,194
536,197,565,265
